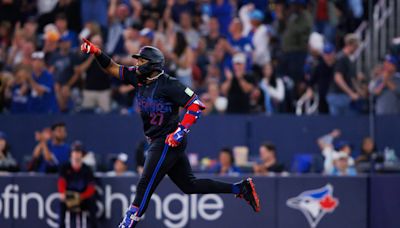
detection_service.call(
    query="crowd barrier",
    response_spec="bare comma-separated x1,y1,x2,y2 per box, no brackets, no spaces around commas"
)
0,174,399,228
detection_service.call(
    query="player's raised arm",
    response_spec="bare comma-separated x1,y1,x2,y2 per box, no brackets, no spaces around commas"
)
80,38,121,79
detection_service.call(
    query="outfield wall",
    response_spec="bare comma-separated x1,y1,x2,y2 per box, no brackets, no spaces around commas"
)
0,174,399,228
0,115,399,167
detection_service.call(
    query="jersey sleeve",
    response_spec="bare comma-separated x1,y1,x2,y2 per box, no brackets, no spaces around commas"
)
164,78,197,108
119,65,139,87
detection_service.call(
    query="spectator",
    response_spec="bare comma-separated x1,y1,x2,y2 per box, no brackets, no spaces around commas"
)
308,42,336,114
166,0,197,24
253,142,285,175
317,129,355,174
210,0,233,37
0,131,19,172
240,7,271,70
141,0,165,23
370,55,400,115
29,122,70,173
177,11,200,48
167,31,195,87
222,17,253,71
28,51,59,113
58,145,97,228
7,35,36,68
210,147,241,176
280,0,313,82
107,153,136,176
4,66,31,113
204,16,221,51
327,33,360,115
48,34,81,112
80,0,108,29
330,151,357,176
106,1,130,55
54,13,78,49
356,137,383,166
312,0,338,43
138,28,155,46
78,35,112,113
222,53,255,113
259,63,285,114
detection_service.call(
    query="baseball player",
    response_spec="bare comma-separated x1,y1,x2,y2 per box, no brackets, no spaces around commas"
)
80,38,260,228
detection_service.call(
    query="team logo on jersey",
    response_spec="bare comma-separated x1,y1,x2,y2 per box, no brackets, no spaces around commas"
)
286,184,339,228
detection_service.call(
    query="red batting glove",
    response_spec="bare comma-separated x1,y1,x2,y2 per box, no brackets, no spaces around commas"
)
166,133,180,147
165,125,188,147
80,38,101,55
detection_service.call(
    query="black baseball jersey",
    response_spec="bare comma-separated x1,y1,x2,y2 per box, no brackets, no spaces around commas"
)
60,163,95,192
119,66,196,139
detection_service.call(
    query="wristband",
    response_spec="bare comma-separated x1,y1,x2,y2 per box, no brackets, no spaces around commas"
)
95,52,111,69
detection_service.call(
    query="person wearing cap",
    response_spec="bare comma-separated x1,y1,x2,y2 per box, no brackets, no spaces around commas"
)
107,152,136,176
330,152,357,176
0,131,19,172
138,28,154,46
58,142,97,228
222,52,256,113
81,29,261,227
48,33,81,112
239,5,270,69
370,54,400,114
307,42,336,113
28,51,59,113
317,129,355,174
327,33,361,115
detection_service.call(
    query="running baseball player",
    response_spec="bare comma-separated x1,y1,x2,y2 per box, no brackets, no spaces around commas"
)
80,39,260,228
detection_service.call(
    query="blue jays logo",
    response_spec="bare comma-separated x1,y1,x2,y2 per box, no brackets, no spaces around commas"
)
286,184,339,228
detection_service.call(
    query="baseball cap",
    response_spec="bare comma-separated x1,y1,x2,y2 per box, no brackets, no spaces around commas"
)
139,28,154,40
116,153,129,165
323,42,335,54
384,54,399,66
71,140,86,153
333,152,349,161
232,53,247,64
249,10,264,21
31,51,45,60
334,140,351,151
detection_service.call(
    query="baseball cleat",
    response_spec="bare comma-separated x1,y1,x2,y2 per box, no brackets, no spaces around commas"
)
235,178,261,212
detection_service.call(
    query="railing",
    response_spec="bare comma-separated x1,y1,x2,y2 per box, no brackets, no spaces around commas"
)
354,0,400,75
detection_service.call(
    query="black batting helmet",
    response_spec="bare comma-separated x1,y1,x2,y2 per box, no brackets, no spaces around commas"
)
132,46,164,72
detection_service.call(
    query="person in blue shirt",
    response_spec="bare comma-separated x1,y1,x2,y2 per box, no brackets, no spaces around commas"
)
211,0,234,37
7,66,31,113
211,147,241,176
28,122,71,173
221,17,254,71
28,51,59,113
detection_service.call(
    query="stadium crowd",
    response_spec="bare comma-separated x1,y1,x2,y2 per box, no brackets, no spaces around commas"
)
1,0,398,116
